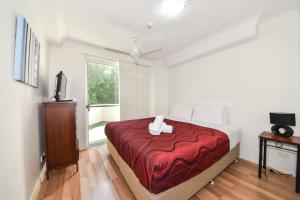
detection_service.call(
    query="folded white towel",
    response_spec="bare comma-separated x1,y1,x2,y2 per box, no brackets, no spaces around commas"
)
161,123,173,133
149,122,173,135
149,115,164,135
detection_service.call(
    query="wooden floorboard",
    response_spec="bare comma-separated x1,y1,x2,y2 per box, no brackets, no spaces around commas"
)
38,145,300,200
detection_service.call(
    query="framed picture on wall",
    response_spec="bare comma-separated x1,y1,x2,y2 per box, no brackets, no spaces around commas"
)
13,16,40,88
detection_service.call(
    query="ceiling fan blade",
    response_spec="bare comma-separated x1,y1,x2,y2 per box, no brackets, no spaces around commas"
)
105,47,130,55
140,47,162,57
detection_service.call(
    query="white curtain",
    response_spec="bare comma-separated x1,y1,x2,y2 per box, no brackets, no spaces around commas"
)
119,61,151,120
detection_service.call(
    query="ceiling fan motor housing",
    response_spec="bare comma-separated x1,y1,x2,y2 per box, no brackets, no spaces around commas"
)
131,47,140,58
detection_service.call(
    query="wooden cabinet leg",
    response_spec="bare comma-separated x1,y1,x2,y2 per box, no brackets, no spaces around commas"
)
263,139,267,169
296,145,300,193
258,137,263,178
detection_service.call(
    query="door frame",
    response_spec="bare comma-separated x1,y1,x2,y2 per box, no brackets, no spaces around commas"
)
84,57,120,147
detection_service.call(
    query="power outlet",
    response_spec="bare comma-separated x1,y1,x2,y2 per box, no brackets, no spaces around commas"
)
40,152,46,163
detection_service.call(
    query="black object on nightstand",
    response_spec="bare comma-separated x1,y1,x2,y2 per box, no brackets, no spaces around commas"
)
270,113,295,137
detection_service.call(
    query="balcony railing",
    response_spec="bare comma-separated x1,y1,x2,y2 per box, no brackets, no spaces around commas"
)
88,105,120,145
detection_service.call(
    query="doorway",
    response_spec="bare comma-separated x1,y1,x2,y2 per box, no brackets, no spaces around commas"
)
86,60,120,145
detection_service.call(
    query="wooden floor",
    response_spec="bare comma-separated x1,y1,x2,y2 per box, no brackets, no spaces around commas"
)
38,145,300,200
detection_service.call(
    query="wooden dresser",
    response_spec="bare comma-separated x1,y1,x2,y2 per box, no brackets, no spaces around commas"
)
44,101,79,179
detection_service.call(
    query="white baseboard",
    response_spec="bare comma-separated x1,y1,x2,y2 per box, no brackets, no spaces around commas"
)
40,163,46,183
29,163,46,200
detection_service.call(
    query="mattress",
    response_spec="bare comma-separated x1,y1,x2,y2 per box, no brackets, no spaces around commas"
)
191,121,240,150
167,116,241,150
105,117,231,194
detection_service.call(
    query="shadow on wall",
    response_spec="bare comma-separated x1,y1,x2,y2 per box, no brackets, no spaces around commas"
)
38,102,45,169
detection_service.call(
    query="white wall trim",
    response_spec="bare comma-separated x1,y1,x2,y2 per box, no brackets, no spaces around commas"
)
162,14,261,68
162,10,300,68
260,10,300,30
40,163,47,183
29,164,46,200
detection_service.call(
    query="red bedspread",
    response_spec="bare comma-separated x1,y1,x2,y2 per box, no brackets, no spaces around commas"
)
105,118,229,194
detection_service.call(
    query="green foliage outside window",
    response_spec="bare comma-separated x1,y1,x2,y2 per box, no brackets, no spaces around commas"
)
88,62,119,105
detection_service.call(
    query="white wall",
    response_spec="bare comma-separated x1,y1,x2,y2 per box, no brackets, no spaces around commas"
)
48,40,155,149
0,0,49,199
168,13,300,175
89,107,120,125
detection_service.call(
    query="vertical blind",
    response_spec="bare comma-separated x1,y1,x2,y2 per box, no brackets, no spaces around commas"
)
119,61,151,120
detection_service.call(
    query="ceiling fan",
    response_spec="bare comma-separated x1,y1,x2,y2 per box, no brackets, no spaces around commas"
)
105,37,162,62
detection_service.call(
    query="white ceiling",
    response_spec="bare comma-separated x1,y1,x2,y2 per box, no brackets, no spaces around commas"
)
30,0,299,60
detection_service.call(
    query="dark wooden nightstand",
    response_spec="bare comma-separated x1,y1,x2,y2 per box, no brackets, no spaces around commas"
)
258,131,300,193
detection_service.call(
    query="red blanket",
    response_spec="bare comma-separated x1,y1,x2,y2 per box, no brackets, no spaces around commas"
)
105,118,229,194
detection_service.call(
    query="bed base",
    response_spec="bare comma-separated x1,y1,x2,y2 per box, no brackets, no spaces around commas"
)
107,140,240,200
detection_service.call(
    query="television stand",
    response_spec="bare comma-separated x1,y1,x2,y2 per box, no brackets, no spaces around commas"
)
56,99,73,102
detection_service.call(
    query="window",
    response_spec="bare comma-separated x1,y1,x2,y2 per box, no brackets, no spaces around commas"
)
87,61,119,105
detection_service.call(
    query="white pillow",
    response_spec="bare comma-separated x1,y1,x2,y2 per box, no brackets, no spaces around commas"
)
169,103,193,121
192,104,228,125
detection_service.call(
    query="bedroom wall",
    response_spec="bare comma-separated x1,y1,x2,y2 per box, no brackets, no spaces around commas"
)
0,0,49,199
48,40,156,149
168,12,300,175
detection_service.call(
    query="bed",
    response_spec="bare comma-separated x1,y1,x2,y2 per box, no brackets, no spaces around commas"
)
105,117,240,200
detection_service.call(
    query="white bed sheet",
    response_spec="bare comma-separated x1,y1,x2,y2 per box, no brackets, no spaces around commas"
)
166,116,240,150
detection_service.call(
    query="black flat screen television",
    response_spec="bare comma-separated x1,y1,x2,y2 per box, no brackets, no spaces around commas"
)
54,71,67,102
